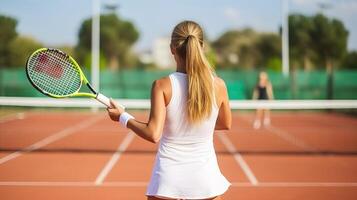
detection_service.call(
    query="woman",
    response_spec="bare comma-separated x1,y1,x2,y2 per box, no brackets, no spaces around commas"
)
107,21,232,200
252,71,274,129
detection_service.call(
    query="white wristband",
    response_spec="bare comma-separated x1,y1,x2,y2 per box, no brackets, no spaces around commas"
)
119,112,134,127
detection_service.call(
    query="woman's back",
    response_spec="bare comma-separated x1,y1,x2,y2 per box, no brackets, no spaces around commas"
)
163,72,218,140
146,72,229,199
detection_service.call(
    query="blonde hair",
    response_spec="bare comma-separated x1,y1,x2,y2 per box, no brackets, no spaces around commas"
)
171,21,215,123
257,71,270,86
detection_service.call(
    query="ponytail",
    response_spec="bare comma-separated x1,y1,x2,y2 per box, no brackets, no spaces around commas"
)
171,21,215,123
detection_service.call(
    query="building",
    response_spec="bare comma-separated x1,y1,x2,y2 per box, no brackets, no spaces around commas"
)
152,37,175,69
138,37,176,69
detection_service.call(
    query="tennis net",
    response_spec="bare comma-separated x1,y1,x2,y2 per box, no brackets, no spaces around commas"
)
1,96,357,109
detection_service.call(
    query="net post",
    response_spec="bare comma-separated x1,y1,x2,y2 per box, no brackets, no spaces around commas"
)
281,0,289,77
91,0,101,112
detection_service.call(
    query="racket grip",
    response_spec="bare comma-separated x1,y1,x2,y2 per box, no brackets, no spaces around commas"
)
96,93,125,109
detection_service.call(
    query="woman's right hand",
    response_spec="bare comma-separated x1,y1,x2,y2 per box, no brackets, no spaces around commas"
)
106,99,125,122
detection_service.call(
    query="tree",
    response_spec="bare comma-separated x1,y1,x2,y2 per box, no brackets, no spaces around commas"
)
212,28,281,69
76,14,139,70
255,33,281,68
238,43,261,69
289,14,315,70
0,15,18,67
288,13,348,71
310,14,348,70
212,29,260,68
310,14,348,99
9,36,42,67
341,51,357,69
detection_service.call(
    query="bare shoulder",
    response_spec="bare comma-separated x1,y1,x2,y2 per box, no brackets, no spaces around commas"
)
152,76,171,105
214,76,228,106
152,76,170,91
214,76,227,90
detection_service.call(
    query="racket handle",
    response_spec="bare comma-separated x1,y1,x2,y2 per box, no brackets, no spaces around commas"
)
96,93,125,109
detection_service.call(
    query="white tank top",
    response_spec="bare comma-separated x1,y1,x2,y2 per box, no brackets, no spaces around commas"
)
146,72,230,199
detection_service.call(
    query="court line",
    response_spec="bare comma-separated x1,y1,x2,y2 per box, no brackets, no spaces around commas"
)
0,112,26,123
238,115,317,152
217,133,259,185
232,126,351,132
266,125,317,151
233,182,357,187
0,115,103,165
94,131,135,185
0,181,356,187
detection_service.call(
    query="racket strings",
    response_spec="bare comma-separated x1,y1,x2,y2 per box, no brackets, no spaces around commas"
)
27,50,81,96
45,53,79,93
29,53,72,95
44,54,81,95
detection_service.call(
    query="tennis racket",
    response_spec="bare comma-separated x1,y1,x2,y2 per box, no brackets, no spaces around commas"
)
26,48,124,109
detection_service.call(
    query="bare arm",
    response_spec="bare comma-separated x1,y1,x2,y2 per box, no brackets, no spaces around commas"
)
267,83,274,100
252,87,258,100
215,78,232,130
107,80,166,143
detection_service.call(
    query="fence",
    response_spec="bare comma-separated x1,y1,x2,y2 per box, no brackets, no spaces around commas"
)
1,69,356,99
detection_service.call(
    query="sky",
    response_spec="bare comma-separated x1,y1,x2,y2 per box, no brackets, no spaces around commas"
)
0,0,356,51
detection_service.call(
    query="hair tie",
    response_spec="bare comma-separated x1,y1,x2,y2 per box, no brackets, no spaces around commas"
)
186,34,195,40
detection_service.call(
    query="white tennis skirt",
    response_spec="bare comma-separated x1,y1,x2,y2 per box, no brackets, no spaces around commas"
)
146,145,230,199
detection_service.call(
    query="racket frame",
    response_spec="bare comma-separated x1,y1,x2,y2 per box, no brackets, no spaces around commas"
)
26,48,119,108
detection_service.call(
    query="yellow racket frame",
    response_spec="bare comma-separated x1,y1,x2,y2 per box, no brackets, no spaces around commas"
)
27,48,97,99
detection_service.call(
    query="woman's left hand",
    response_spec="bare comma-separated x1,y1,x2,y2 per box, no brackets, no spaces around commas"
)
106,99,125,122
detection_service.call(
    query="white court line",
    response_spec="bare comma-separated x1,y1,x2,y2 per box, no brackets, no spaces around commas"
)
235,126,345,132
232,182,357,187
0,112,26,123
94,132,135,185
0,181,356,187
0,181,94,187
0,115,103,165
238,115,317,152
266,125,317,151
217,133,259,185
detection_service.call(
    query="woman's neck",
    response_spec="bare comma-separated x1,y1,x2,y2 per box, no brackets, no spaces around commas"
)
176,68,186,73
176,60,186,73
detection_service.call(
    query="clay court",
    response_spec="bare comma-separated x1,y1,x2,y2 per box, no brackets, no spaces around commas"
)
1,110,356,199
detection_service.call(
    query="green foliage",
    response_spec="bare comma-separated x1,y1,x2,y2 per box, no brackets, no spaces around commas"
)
212,29,259,69
310,14,348,67
255,33,281,67
289,14,315,70
56,45,75,57
289,13,348,70
0,15,18,66
213,13,349,71
9,36,42,67
76,14,139,70
238,44,261,69
0,15,46,68
266,57,282,72
83,51,107,70
342,51,357,69
205,46,217,68
212,29,281,70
